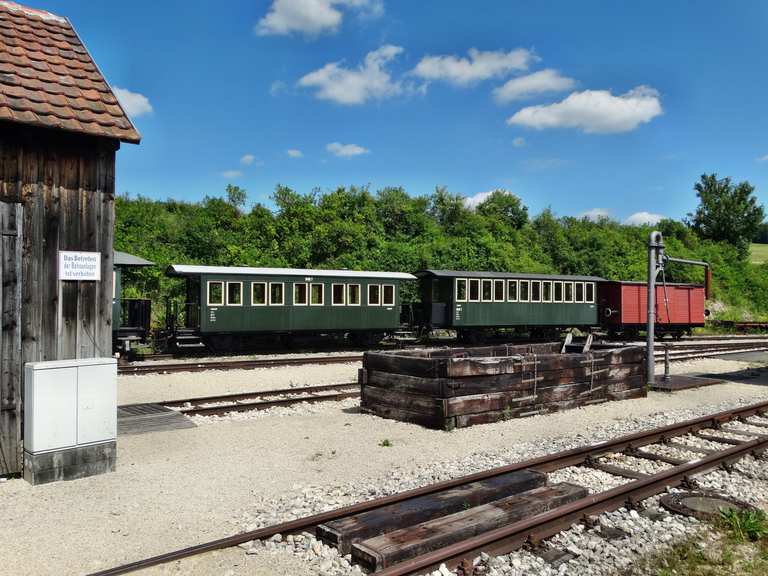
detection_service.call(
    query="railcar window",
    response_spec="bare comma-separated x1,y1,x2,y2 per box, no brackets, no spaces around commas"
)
207,281,224,306
310,283,324,306
269,282,284,306
348,284,361,306
226,282,243,306
543,281,552,302
507,280,518,302
586,282,595,303
481,279,493,302
575,282,585,303
456,279,468,302
469,279,480,302
382,284,395,306
554,281,563,302
564,282,574,303
520,280,530,302
332,284,345,306
531,281,541,302
252,282,266,305
368,284,381,306
493,280,505,301
294,283,308,305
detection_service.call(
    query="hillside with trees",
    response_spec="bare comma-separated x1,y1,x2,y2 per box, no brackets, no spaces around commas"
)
115,174,768,324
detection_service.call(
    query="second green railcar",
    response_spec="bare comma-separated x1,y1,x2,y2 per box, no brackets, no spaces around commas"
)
414,270,604,340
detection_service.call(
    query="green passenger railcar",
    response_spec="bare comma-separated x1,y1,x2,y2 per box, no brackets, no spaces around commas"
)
166,265,416,349
415,270,604,337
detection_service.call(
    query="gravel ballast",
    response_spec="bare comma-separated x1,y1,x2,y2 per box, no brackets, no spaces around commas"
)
3,357,768,575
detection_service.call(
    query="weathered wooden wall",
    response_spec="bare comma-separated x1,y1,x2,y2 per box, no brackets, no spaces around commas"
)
0,122,117,475
360,344,647,430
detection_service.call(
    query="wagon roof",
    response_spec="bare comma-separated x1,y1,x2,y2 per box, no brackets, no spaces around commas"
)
166,264,417,281
114,250,153,267
607,280,703,287
0,1,140,143
417,269,606,282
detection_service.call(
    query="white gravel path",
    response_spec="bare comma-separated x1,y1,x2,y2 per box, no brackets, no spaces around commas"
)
2,356,768,575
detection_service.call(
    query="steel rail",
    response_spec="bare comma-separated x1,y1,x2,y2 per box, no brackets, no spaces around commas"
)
177,390,360,416
87,399,768,576
374,436,768,575
157,382,359,408
118,354,364,375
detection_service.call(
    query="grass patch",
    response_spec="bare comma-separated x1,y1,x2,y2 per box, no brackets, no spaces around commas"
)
378,439,393,447
750,243,768,264
631,507,768,575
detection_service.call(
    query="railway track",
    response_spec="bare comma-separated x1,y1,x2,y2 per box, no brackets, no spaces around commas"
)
91,399,768,576
119,339,768,376
159,382,359,416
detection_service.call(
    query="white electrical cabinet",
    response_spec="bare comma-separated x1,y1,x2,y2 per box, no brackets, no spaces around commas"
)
24,358,117,454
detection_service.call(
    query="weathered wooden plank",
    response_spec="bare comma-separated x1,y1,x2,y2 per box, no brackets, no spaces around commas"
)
317,469,545,554
59,154,80,359
366,364,644,398
361,385,445,416
352,483,588,571
360,403,449,430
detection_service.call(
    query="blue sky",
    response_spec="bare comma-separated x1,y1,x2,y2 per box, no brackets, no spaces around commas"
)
38,0,768,223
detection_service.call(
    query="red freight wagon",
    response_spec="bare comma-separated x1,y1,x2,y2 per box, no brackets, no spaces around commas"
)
598,281,706,338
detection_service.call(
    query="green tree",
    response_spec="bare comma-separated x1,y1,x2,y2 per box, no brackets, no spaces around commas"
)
226,184,247,210
476,189,528,229
687,173,764,257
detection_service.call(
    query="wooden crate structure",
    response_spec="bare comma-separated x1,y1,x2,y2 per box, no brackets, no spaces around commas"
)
360,343,646,430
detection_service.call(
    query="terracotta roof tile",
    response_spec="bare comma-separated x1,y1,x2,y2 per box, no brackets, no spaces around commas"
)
0,1,140,143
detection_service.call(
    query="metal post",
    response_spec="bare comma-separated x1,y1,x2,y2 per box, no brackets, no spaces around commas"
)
664,345,671,381
647,231,664,387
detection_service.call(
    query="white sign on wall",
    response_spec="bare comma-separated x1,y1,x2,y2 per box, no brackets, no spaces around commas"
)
59,251,101,281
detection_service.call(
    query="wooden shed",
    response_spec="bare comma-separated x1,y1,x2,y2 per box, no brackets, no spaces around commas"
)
0,1,140,476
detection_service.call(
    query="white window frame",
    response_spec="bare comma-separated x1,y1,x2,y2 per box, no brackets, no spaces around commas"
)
507,279,518,302
531,280,541,303
519,280,530,302
585,282,595,304
455,278,468,303
331,283,345,306
251,282,267,306
468,279,480,302
293,282,308,306
368,284,381,306
493,279,505,302
347,284,361,306
575,281,585,303
207,281,224,306
481,279,493,302
564,281,574,303
553,281,563,303
542,281,552,303
382,284,395,306
225,281,243,306
310,283,324,306
269,282,284,306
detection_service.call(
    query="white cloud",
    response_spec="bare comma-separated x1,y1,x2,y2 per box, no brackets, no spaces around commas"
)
270,80,287,96
580,208,612,221
287,149,304,158
756,154,768,163
221,170,243,178
624,211,665,225
255,0,383,37
299,45,403,105
326,142,369,157
512,136,526,148
507,85,662,134
493,69,575,104
240,154,256,165
113,87,153,118
463,190,494,209
411,48,536,86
